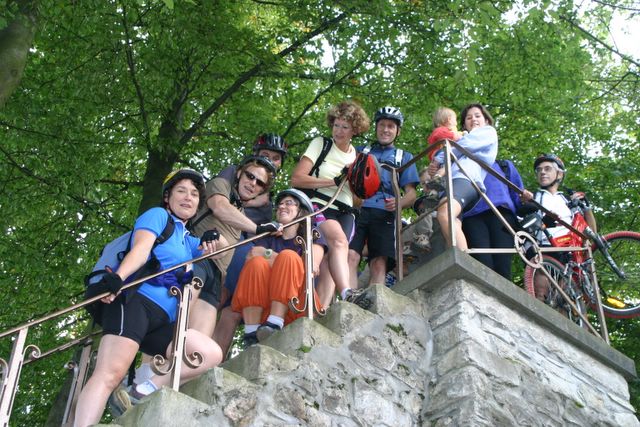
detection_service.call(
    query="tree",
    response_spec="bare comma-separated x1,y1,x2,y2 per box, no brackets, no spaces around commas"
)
0,0,638,424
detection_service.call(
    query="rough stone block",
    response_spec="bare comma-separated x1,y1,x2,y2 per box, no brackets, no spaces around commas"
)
221,344,298,382
260,316,341,356
316,300,375,336
180,366,258,408
366,283,425,318
115,387,216,426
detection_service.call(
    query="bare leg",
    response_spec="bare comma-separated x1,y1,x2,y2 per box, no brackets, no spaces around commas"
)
316,258,336,308
150,329,223,388
320,219,351,294
189,299,218,337
347,249,361,289
437,198,467,250
212,306,242,358
242,306,264,325
74,335,139,427
369,256,387,285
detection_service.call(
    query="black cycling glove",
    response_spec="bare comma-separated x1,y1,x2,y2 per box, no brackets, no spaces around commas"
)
87,271,124,298
200,229,220,244
333,166,348,187
256,221,280,235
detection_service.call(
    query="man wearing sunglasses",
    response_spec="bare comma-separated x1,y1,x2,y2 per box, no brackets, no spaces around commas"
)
189,153,280,349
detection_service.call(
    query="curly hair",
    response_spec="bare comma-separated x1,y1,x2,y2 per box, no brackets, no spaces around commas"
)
326,100,370,136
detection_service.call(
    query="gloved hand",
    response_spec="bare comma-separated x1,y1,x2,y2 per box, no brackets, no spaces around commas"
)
256,221,280,235
333,166,348,187
200,229,220,244
85,270,124,300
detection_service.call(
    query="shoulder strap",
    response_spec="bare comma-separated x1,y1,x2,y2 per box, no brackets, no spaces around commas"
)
394,148,404,167
496,159,510,177
310,137,333,178
155,214,175,246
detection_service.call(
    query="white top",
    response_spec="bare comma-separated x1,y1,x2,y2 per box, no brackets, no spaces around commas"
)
302,136,356,209
535,189,572,241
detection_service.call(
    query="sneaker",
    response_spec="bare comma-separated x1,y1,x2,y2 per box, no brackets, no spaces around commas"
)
107,384,132,418
413,233,431,252
243,331,258,348
344,288,372,310
425,175,445,192
107,384,146,417
256,321,282,342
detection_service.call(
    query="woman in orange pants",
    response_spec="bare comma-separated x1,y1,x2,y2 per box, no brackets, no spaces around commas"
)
232,188,325,345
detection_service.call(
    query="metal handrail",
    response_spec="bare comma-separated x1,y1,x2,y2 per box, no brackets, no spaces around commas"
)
0,178,347,426
386,138,609,341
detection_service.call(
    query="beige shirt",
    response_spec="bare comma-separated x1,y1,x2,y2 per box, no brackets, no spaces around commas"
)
302,136,356,209
191,176,242,275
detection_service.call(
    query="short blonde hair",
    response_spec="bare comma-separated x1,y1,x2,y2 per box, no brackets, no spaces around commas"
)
432,107,457,128
327,100,371,135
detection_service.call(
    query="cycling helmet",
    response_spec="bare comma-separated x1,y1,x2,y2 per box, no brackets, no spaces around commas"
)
253,133,288,158
374,106,404,127
237,155,277,176
162,168,205,195
275,188,314,214
533,153,566,172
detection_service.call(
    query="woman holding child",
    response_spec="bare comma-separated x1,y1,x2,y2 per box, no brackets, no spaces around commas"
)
291,100,372,309
428,103,498,250
76,169,224,426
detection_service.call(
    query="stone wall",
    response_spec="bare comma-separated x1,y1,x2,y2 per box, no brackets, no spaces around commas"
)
110,248,638,426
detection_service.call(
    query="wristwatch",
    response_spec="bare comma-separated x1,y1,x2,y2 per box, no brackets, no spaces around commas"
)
264,249,273,259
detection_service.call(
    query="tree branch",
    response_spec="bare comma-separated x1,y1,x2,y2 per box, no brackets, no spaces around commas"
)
560,14,640,69
120,3,152,146
177,11,350,147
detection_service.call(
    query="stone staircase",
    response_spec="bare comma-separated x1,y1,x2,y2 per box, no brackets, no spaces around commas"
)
103,249,640,426
108,284,433,426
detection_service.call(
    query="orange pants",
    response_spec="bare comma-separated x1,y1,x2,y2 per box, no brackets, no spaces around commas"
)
231,249,321,325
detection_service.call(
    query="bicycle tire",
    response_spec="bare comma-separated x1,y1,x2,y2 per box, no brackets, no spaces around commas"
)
523,255,588,326
591,231,640,318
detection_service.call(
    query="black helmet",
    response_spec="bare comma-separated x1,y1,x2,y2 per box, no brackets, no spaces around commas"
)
275,188,314,214
374,106,404,127
533,153,566,172
253,133,287,158
162,168,205,196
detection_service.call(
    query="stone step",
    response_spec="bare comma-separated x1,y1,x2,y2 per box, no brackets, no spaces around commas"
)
316,299,375,337
114,386,219,426
365,283,425,318
257,316,342,356
221,343,298,382
179,367,261,425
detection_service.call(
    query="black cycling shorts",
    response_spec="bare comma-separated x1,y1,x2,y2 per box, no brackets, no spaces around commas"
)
192,259,222,308
349,208,397,270
320,207,355,243
101,292,174,357
451,178,480,213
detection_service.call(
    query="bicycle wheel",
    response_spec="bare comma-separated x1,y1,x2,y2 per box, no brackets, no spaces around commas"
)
591,231,640,318
524,255,587,326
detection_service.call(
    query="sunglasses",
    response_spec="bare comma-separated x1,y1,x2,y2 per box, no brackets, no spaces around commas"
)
243,170,267,189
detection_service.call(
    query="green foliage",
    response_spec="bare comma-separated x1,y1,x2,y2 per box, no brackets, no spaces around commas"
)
0,0,639,424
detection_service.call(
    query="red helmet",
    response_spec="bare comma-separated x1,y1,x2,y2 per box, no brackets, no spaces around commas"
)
347,152,382,199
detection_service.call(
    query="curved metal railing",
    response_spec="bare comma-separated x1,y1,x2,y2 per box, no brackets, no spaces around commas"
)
0,179,348,426
384,138,609,342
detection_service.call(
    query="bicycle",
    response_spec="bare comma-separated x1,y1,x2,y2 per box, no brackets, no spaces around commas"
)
520,195,640,322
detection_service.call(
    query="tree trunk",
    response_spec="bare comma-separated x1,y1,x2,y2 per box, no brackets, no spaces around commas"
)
0,0,37,109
